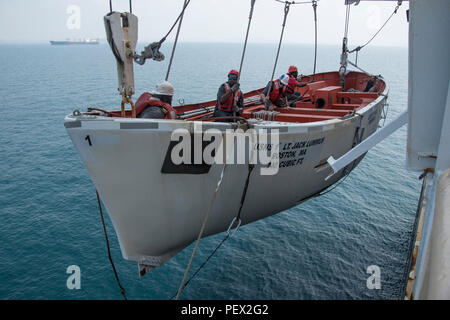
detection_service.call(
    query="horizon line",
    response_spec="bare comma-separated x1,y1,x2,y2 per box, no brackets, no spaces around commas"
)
0,40,408,48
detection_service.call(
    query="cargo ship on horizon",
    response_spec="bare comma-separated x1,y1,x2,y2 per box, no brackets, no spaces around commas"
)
50,38,99,45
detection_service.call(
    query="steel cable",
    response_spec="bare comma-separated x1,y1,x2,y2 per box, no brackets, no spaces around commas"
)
160,0,191,44
234,0,257,118
175,164,227,300
271,2,291,82
311,0,318,81
96,190,127,300
165,0,189,81
348,1,402,54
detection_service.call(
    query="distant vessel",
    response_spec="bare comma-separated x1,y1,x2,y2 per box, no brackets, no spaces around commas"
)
50,38,99,45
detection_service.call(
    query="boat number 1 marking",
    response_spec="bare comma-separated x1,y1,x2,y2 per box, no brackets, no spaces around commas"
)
85,135,92,146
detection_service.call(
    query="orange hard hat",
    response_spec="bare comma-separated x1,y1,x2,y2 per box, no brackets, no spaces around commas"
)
228,69,239,77
288,65,298,73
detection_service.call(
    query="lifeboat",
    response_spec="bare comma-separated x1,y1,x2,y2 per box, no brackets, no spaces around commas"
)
64,70,388,274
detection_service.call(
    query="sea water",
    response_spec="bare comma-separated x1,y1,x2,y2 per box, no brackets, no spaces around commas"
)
0,42,420,299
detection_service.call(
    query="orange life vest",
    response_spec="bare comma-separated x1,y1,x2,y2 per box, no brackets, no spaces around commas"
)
135,92,177,119
268,80,286,103
287,76,298,94
218,82,242,112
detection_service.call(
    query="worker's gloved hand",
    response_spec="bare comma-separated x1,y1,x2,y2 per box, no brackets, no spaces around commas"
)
231,83,240,93
264,100,272,110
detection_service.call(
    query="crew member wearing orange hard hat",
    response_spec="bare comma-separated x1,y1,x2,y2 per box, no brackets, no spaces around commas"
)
287,65,307,87
214,69,244,121
286,65,306,107
288,65,298,77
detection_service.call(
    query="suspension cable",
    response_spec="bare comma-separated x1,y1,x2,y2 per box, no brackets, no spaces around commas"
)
236,164,254,222
238,0,257,81
108,0,132,13
172,141,255,300
96,190,127,300
160,0,191,44
344,4,351,40
170,231,231,300
339,3,351,89
234,0,257,119
270,1,318,81
134,0,192,65
271,2,291,81
175,164,227,300
165,0,188,81
170,213,242,300
348,1,402,54
311,0,318,81
342,3,351,55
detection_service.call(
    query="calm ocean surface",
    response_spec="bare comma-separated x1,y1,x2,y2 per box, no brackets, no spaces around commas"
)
0,42,419,300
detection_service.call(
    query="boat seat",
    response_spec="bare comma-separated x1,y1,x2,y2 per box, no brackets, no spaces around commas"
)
336,92,379,99
277,107,349,117
312,86,341,108
331,103,360,110
304,81,327,93
335,92,379,105
274,113,336,123
292,101,315,108
242,104,348,122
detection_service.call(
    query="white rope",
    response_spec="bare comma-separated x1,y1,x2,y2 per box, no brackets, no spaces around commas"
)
347,60,375,77
175,164,227,300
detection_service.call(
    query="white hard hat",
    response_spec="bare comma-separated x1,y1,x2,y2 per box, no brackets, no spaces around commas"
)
154,81,175,96
279,73,289,86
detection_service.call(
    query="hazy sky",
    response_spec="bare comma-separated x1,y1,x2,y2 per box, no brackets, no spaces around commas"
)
0,0,409,46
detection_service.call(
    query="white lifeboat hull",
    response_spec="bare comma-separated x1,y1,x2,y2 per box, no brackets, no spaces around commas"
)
64,83,387,272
